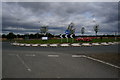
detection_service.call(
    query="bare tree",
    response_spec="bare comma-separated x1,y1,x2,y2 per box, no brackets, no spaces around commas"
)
81,27,85,35
67,22,75,34
94,24,99,36
40,26,48,35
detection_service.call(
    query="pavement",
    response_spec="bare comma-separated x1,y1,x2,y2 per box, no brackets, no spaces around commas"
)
2,42,120,78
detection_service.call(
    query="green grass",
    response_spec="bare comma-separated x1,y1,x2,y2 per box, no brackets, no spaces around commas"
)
91,38,120,43
16,38,120,44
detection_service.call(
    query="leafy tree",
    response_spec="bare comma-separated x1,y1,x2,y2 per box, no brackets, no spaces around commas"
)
35,33,40,39
2,34,7,38
46,33,54,37
24,34,29,40
6,32,16,40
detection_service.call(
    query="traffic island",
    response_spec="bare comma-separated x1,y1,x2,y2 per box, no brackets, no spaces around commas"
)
11,42,119,47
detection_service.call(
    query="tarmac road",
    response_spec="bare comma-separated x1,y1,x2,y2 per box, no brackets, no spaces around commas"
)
2,42,120,78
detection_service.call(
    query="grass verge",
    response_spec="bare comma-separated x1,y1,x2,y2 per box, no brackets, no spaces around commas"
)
16,38,120,44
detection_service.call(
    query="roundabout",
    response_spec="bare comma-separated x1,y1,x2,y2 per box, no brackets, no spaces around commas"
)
11,42,119,47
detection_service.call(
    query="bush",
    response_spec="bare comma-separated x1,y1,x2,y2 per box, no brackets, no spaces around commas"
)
75,37,92,42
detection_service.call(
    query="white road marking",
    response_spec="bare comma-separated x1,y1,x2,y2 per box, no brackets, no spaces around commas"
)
72,54,120,69
72,55,86,57
48,55,59,57
25,54,36,57
16,54,32,72
84,55,120,69
8,53,120,69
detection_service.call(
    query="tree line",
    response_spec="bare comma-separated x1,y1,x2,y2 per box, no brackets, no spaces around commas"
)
2,32,54,40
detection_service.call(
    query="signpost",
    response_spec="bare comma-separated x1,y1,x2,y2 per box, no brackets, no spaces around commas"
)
65,34,68,43
70,34,73,38
65,30,70,43
60,34,63,43
65,30,70,35
42,37,48,40
70,34,74,43
63,22,76,43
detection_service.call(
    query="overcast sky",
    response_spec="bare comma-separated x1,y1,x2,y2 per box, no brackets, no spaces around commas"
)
2,2,118,35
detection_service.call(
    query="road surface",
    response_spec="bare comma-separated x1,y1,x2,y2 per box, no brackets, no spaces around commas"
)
2,42,120,78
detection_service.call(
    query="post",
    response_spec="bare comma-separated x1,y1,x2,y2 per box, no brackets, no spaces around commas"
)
61,39,62,43
115,32,117,41
67,38,68,43
60,34,63,43
72,38,74,43
70,34,74,43
65,34,68,43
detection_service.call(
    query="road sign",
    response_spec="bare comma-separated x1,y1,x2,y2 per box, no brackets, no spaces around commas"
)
70,34,73,38
65,34,68,38
60,34,63,38
42,37,48,40
65,30,70,35
65,34,68,42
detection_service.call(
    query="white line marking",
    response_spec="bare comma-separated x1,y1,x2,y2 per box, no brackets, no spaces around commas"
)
72,55,86,57
48,55,59,57
25,54,36,57
72,54,120,69
84,55,120,69
16,55,32,72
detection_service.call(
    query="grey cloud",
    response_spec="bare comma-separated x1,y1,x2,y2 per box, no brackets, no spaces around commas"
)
2,2,118,35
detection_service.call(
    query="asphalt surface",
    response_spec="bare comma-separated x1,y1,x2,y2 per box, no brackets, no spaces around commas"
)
2,42,120,78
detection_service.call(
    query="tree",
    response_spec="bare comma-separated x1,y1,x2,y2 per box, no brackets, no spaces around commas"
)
7,32,16,40
67,22,75,34
71,28,75,34
35,33,39,39
94,24,99,36
81,27,85,35
2,34,7,38
46,33,54,38
67,22,74,30
40,26,48,35
24,34,29,40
